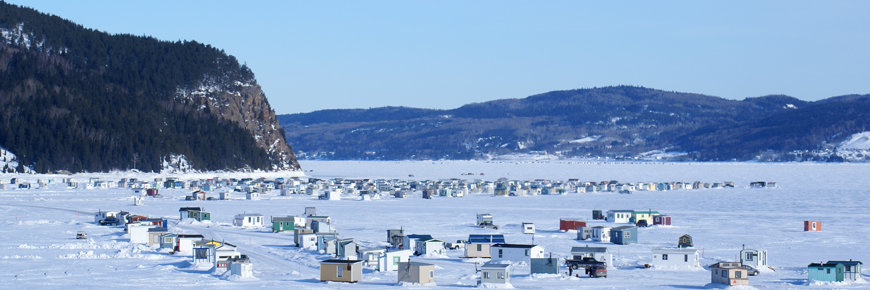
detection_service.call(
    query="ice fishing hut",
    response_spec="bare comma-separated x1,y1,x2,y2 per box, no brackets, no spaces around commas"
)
271,216,297,232
219,191,232,200
320,259,363,283
228,256,253,278
807,260,863,282
305,207,317,216
650,248,700,268
380,249,413,271
804,221,821,231
522,222,536,234
710,262,749,286
530,255,560,274
398,261,435,284
678,234,693,248
479,263,511,285
387,229,404,248
610,225,637,245
740,246,768,268
559,218,586,231
653,215,671,226
577,226,593,240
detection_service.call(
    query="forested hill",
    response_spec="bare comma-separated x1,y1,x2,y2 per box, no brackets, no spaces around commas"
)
0,2,299,173
279,86,869,162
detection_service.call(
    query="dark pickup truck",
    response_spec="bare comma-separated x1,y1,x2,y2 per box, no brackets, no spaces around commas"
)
566,257,607,278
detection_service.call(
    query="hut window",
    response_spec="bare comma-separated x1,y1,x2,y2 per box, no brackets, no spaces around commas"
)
482,271,489,279
429,270,434,278
662,254,668,260
336,265,343,278
745,253,753,261
736,271,742,278
722,270,727,277
684,255,688,262
826,269,830,274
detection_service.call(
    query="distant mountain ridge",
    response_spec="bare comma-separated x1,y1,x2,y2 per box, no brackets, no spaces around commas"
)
0,2,299,173
279,86,868,162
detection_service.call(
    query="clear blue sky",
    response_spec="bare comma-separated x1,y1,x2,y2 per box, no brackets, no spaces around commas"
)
8,1,870,114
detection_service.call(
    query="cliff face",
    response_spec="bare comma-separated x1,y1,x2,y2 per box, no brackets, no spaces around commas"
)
176,80,299,170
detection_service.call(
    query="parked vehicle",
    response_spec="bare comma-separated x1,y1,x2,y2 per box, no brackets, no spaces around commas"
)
76,231,87,239
447,240,466,250
742,264,759,276
566,257,607,278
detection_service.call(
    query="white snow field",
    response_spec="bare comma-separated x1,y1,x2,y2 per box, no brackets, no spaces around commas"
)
1,161,869,289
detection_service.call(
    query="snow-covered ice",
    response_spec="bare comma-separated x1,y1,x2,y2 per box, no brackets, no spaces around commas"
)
1,161,869,289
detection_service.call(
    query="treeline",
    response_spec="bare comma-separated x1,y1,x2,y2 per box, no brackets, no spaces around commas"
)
280,85,869,162
0,2,273,173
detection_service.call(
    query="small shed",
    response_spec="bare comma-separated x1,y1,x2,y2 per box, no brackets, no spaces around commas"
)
559,219,586,231
219,191,232,200
193,211,210,222
271,216,296,232
650,248,700,268
294,229,315,247
678,234,693,248
320,259,363,283
576,226,592,240
397,261,435,284
337,239,358,260
740,247,768,268
710,262,749,286
179,207,202,220
804,221,821,231
808,260,863,282
480,263,511,285
387,229,404,248
490,244,545,263
233,213,264,228
465,234,506,258
299,233,317,248
159,233,177,250
530,256,560,274
592,210,604,220
246,191,260,200
415,238,446,256
381,249,413,271
606,210,633,223
522,222,536,234
591,226,612,243
228,256,253,278
610,225,637,245
653,215,671,226
147,227,169,246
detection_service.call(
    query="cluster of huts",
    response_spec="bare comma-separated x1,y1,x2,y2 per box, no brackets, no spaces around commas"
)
92,206,254,278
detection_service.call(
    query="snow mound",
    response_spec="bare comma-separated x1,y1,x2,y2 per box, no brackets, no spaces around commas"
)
424,252,449,259
703,284,759,289
478,282,514,289
529,273,562,279
840,132,870,150
808,277,867,286
58,250,111,259
397,281,437,287
650,265,705,271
